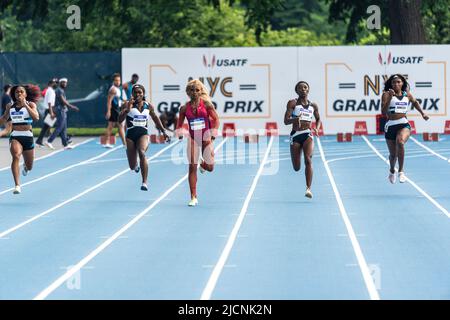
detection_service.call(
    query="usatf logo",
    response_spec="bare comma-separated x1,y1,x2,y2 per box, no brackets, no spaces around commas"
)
203,55,248,68
203,54,216,68
378,52,392,65
378,52,424,65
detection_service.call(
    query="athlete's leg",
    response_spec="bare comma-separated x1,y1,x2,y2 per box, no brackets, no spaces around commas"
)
10,139,23,187
302,136,314,189
396,127,411,173
187,138,200,199
290,140,302,172
200,140,215,172
136,135,149,184
126,138,138,171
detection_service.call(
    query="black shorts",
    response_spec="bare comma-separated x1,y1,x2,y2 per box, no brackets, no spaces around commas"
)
385,123,411,140
10,136,34,151
108,108,120,123
126,127,148,145
290,130,312,146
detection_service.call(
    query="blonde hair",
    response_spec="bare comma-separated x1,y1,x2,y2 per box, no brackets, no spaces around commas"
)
186,79,212,105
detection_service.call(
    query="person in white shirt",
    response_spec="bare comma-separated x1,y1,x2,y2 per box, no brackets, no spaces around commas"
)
36,78,57,147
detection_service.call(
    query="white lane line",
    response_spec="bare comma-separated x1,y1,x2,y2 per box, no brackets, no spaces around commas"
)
326,154,378,164
0,146,122,196
200,136,274,300
0,141,180,240
362,135,450,218
0,138,94,172
317,137,380,300
265,152,422,166
410,136,450,162
33,138,228,300
86,151,292,165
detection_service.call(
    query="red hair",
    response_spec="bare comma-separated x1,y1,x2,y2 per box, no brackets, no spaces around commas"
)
10,84,42,103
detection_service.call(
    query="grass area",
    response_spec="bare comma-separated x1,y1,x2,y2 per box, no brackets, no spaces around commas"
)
31,128,118,137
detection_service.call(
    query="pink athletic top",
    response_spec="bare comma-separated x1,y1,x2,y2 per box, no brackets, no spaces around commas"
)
185,99,211,140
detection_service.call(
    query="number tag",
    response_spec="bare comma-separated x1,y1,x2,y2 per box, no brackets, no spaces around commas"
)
394,102,408,114
189,118,206,131
299,108,313,122
132,115,147,127
11,111,25,123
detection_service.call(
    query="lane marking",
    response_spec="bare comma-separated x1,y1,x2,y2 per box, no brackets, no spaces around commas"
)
34,138,228,300
317,136,380,300
410,136,449,162
200,137,274,300
0,142,180,240
0,138,94,172
0,146,122,196
362,135,450,218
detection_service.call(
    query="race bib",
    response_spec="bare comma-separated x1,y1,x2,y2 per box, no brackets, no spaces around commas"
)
299,108,313,122
10,111,25,123
394,102,408,114
189,118,206,131
132,115,148,127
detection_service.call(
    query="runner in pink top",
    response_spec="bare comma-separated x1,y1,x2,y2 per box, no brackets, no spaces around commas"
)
176,79,220,207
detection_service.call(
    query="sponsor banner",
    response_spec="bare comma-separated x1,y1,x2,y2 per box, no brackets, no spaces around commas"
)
123,45,449,134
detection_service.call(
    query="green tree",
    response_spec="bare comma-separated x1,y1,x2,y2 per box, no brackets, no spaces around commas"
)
326,0,449,44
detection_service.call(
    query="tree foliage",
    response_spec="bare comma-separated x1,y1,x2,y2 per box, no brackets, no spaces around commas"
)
0,0,447,51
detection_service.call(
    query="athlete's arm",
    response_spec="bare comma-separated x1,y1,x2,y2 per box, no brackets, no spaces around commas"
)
176,105,187,139
312,102,321,135
0,102,12,125
106,87,115,120
408,92,429,120
284,100,296,125
118,98,132,123
381,90,394,115
205,100,219,140
24,101,39,121
149,104,166,132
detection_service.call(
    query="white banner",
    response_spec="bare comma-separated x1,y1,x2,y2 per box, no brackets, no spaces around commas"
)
123,45,449,135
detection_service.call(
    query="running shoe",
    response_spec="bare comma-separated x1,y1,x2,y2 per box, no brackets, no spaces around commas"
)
388,172,396,184
13,185,21,194
398,171,406,183
36,142,44,148
134,165,140,173
104,144,113,149
64,144,74,150
305,188,313,199
22,165,28,177
141,183,148,191
45,141,55,150
188,197,198,207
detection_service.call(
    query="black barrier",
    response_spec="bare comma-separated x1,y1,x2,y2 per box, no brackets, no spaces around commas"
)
0,51,121,127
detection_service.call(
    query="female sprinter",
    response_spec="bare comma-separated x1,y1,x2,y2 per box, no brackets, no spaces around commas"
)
284,81,321,199
0,85,40,194
382,74,429,183
119,84,169,191
176,79,219,207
